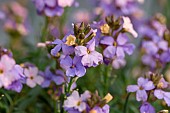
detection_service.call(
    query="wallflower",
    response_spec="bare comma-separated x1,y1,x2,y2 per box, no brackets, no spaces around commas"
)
101,34,135,59
24,67,44,88
51,38,74,56
64,90,91,112
60,56,86,77
154,90,170,106
32,0,75,17
75,39,103,67
127,77,155,101
41,67,65,88
139,102,155,113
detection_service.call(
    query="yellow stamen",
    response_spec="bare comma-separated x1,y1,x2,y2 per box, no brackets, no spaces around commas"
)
103,93,113,103
65,35,76,46
89,110,97,113
100,24,110,34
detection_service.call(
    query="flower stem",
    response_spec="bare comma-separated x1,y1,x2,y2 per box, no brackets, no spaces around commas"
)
123,93,131,113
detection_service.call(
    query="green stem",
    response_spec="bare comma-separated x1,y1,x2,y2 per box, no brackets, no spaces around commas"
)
123,93,131,113
41,17,49,42
103,66,112,95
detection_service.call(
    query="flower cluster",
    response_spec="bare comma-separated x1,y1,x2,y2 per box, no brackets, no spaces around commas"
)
140,14,170,69
0,2,28,36
50,22,103,77
64,90,112,113
32,0,76,17
0,47,45,92
92,15,137,69
127,72,170,113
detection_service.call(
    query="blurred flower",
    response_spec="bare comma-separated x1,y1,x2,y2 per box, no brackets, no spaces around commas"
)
1,2,29,36
24,67,44,88
122,16,138,38
40,67,65,88
32,0,75,17
127,77,155,101
154,90,170,106
140,102,155,113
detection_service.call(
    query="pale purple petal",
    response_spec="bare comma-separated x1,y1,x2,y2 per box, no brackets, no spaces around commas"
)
75,46,87,56
100,36,114,45
87,39,95,51
44,0,56,7
66,68,76,77
60,56,73,69
116,47,125,58
51,44,62,56
124,44,135,55
112,58,126,69
137,77,148,87
127,85,139,92
140,102,155,113
136,90,147,101
163,92,170,106
117,34,128,45
103,46,116,58
143,81,155,90
154,89,164,99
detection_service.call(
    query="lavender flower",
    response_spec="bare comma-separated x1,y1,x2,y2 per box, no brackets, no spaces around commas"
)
64,90,91,112
154,90,170,106
1,2,29,36
24,67,44,88
32,0,75,17
75,39,103,67
127,77,155,101
60,56,86,77
140,102,155,113
41,67,65,88
51,38,74,56
101,34,135,59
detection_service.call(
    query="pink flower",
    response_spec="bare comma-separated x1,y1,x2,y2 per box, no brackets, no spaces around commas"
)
24,67,44,88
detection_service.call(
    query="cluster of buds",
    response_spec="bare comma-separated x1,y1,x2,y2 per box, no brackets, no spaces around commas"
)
127,72,170,113
50,22,102,77
93,15,137,69
63,90,113,113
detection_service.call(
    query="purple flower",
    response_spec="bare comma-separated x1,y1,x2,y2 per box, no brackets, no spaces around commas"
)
112,57,126,69
154,89,170,106
64,90,91,112
24,67,44,88
51,39,74,56
0,55,16,87
127,77,155,101
140,102,155,113
75,39,103,67
101,34,135,59
90,104,110,113
32,0,74,17
60,56,86,77
6,80,23,93
41,67,65,88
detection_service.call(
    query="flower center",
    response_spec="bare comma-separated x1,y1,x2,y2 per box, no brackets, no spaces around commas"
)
139,86,144,90
30,76,34,80
71,65,75,68
0,69,4,74
113,42,117,46
87,50,91,54
77,101,81,106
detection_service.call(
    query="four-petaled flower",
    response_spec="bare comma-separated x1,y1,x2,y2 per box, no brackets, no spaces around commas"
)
127,77,155,101
24,67,44,88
